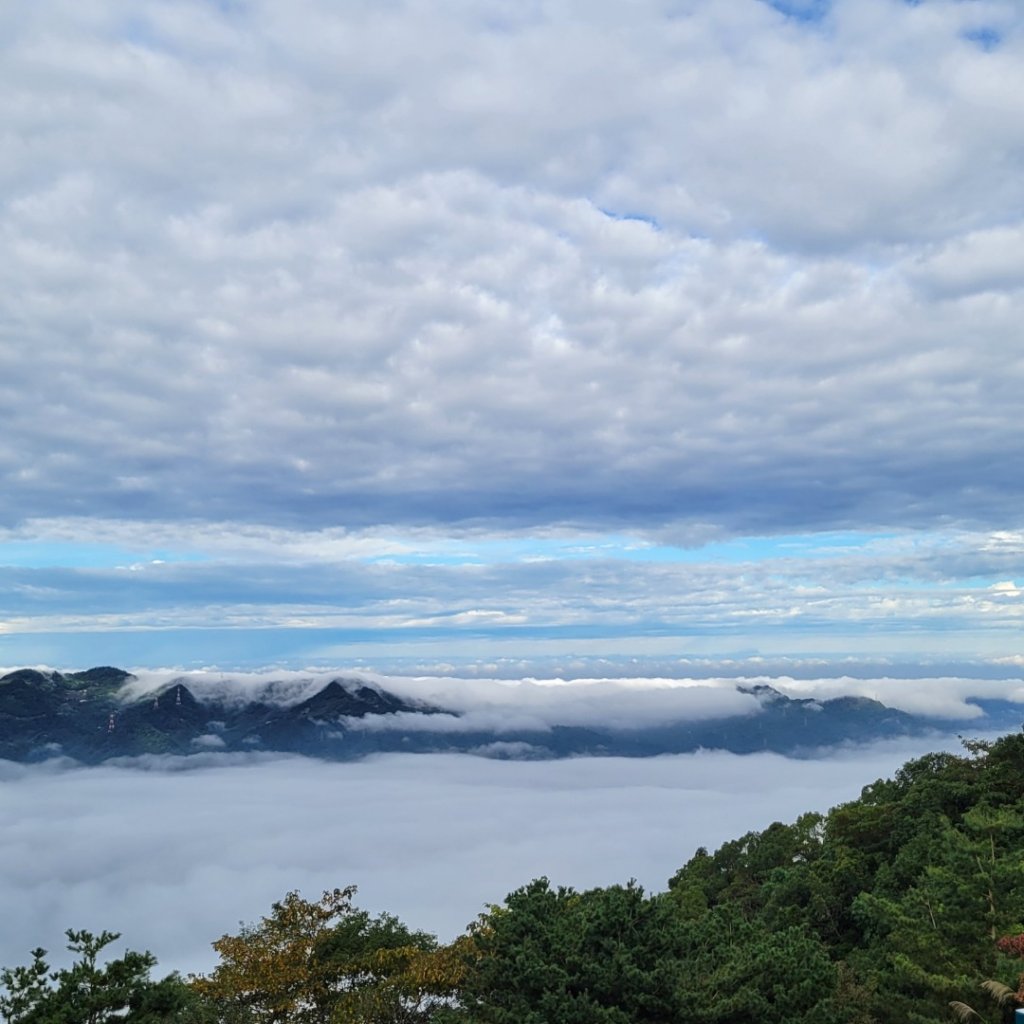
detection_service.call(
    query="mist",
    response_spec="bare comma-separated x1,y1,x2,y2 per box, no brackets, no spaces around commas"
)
82,667,1024,731
0,734,997,978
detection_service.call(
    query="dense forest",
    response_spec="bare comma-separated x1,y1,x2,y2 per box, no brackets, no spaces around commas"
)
5,732,1024,1024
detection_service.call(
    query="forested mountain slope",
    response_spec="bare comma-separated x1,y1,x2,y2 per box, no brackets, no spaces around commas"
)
2,665,1019,763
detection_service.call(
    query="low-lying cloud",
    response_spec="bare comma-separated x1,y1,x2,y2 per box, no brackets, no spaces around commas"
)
0,736,1000,979
773,675,1024,720
106,669,1024,729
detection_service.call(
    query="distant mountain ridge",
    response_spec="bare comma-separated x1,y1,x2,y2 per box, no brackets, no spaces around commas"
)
0,666,1019,764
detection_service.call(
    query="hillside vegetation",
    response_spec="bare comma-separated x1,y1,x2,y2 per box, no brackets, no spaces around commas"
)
4,732,1024,1023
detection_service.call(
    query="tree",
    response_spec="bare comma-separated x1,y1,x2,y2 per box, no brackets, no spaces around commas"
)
191,887,465,1024
0,929,196,1024
950,933,1024,1024
459,876,847,1024
665,903,845,1024
192,888,357,1024
460,878,688,1024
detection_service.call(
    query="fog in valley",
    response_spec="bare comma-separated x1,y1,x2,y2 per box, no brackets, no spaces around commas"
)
1,729,1001,977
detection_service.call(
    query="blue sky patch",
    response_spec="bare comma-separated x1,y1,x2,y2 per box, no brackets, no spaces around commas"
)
962,26,1002,51
760,0,831,24
0,541,208,570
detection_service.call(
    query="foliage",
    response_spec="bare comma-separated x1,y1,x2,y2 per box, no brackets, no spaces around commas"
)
460,877,843,1024
661,731,1024,1024
191,887,465,1024
460,878,678,1024
0,929,197,1024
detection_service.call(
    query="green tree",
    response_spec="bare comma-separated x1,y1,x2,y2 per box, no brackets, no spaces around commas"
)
951,939,1024,1023
460,876,846,1024
668,904,843,1024
460,877,683,1024
0,929,196,1024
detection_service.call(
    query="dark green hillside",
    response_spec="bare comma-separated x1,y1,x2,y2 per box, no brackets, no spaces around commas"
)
0,668,116,761
0,668,439,762
455,732,1024,1023
65,666,134,690
653,734,1024,1023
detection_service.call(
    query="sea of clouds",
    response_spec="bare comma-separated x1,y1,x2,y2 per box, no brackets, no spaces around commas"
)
3,667,1020,977
0,743,987,977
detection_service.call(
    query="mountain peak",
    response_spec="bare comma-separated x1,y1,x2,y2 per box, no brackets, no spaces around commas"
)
290,679,422,720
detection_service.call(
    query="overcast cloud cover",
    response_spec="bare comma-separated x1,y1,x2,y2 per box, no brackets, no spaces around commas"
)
2,0,1024,669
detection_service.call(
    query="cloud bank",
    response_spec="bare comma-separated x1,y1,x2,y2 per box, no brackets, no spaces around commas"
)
0,737,999,978
100,667,1024,728
6,526,1024,669
3,0,1024,539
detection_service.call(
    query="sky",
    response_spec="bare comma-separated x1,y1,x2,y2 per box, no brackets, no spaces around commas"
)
3,0,1024,673
5,1,1024,980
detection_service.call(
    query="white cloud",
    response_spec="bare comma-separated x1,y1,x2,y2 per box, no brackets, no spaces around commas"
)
17,666,1017,730
910,224,1024,297
2,0,1024,540
191,734,226,750
0,736,994,977
772,674,1024,720
107,669,761,730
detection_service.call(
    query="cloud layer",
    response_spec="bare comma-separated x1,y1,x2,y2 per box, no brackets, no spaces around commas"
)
4,0,1024,539
0,737,994,977
5,0,1024,669
105,667,1024,727
6,523,1024,668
